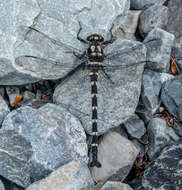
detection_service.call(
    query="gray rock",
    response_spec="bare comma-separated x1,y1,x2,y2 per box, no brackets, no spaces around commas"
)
0,95,9,126
101,181,133,190
0,0,41,85
6,87,20,106
0,0,40,36
130,0,166,10
26,161,94,190
0,104,88,187
144,28,175,72
131,140,182,190
135,104,152,125
124,114,146,139
36,0,130,40
54,39,147,134
172,123,182,137
0,180,5,190
147,118,179,160
0,88,5,97
141,70,174,115
132,139,145,157
23,91,36,101
166,0,182,57
114,10,141,40
176,58,182,72
114,125,128,139
161,75,182,120
91,131,139,182
139,5,169,37
0,57,41,85
0,177,24,190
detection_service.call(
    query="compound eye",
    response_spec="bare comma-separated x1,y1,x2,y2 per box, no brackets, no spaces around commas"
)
99,36,104,42
87,35,92,41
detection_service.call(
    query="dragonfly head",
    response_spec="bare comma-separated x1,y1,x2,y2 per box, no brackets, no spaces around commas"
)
87,33,104,43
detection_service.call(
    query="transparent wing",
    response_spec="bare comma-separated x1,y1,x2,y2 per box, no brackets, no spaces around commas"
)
15,55,86,80
15,27,89,79
105,38,161,61
28,27,83,56
102,38,162,70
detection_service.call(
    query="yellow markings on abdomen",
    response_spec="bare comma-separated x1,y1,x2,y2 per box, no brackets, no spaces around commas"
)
92,119,97,123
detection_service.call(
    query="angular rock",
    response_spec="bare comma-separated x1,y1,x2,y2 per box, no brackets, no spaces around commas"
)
0,88,5,97
0,1,41,85
114,10,141,40
101,181,133,190
54,39,147,134
26,161,94,190
91,131,139,182
131,140,182,190
147,118,179,160
141,70,174,115
124,114,146,139
132,139,145,156
114,125,128,139
6,86,20,106
176,58,182,72
36,0,130,40
139,5,169,37
0,104,88,187
172,123,182,137
0,180,5,190
135,103,152,125
130,0,166,10
166,0,182,57
161,75,182,120
144,28,175,72
0,0,40,36
0,95,9,126
0,177,24,190
23,91,36,101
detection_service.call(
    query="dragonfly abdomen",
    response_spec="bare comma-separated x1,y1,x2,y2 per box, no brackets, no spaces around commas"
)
89,70,101,168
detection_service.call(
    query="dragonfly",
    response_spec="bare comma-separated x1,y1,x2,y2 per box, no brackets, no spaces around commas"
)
15,22,161,168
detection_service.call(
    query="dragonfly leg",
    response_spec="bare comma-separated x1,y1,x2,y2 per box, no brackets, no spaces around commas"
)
103,24,116,46
77,21,87,44
73,50,86,60
101,67,115,84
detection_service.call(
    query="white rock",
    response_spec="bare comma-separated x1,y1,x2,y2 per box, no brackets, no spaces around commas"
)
91,131,139,182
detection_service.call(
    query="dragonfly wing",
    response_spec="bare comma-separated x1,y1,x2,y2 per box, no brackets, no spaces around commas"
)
28,27,83,55
103,37,165,72
103,39,148,72
15,55,84,80
15,27,88,79
105,38,161,62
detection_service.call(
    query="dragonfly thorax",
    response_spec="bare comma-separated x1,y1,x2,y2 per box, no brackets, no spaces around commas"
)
87,40,105,62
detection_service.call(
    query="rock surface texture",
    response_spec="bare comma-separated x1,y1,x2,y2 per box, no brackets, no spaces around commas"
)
26,161,94,190
0,104,88,187
166,0,182,57
91,131,139,182
130,141,182,190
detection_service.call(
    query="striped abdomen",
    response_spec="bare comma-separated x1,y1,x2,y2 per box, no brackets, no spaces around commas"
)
89,70,102,168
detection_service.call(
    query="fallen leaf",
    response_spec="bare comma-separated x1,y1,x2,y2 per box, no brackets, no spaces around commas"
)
171,56,178,75
13,95,23,106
